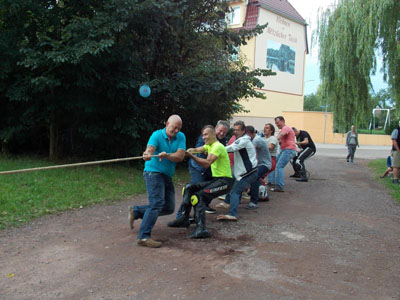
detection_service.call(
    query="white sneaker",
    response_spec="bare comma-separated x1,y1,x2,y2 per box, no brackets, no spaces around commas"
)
218,194,226,200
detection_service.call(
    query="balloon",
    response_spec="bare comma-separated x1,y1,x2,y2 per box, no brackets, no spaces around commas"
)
139,84,151,98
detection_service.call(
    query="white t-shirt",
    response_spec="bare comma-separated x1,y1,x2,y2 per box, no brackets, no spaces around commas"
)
264,136,279,157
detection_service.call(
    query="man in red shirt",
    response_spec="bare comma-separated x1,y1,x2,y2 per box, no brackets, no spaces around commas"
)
271,116,296,192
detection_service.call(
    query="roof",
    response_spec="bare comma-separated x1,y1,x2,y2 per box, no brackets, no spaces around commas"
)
243,0,260,30
258,0,306,25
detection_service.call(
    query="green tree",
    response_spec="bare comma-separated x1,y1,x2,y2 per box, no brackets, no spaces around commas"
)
315,0,400,132
0,0,274,159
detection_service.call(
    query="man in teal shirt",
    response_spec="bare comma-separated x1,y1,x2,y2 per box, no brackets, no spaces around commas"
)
129,115,186,248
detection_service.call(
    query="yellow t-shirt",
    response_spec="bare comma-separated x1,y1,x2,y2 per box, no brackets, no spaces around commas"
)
204,141,232,178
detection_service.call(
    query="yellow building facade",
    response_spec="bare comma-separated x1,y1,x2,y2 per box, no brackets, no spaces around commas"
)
228,0,308,130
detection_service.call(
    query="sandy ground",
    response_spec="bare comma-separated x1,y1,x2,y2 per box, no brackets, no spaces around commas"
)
1,145,400,300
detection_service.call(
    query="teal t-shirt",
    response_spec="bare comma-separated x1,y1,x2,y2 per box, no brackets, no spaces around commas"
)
144,128,186,178
204,141,232,178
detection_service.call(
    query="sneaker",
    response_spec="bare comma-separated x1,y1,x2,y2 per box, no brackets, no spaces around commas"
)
205,206,216,214
290,174,301,178
215,202,230,209
137,238,162,248
128,206,134,229
216,214,238,221
271,186,284,192
246,202,258,209
218,194,226,200
392,179,399,184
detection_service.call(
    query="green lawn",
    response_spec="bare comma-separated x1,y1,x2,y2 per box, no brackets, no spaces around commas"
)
358,129,388,135
369,158,400,202
0,155,189,230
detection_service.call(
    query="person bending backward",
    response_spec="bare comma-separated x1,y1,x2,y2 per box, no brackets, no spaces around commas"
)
168,125,233,238
129,115,186,248
271,116,296,192
290,127,316,182
245,126,272,209
182,120,229,215
216,121,258,221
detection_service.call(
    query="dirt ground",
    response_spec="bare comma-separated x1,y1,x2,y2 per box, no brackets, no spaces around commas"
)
1,149,400,300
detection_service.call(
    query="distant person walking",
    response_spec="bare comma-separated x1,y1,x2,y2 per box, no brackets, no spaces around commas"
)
391,121,400,184
346,125,359,163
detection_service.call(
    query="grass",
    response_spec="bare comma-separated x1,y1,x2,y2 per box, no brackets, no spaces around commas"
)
358,129,388,135
369,158,400,202
0,155,189,230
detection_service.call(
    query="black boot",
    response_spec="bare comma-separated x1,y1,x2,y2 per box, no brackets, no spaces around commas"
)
168,184,192,228
167,203,191,227
188,198,210,239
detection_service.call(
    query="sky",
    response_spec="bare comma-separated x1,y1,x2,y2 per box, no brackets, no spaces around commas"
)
288,0,388,95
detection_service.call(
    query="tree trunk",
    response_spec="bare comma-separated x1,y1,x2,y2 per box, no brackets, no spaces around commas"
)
49,111,58,160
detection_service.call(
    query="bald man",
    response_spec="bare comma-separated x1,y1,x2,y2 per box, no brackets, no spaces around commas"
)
129,115,186,248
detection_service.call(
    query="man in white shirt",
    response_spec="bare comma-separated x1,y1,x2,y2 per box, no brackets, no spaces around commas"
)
216,121,258,221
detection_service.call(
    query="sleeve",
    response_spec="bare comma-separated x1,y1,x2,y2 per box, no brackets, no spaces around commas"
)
391,129,398,140
225,137,246,152
211,144,223,158
147,131,159,149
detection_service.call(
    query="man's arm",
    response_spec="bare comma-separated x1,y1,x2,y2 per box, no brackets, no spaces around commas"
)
186,151,217,169
296,137,309,147
225,137,246,152
143,146,156,161
267,143,275,152
276,130,287,142
159,149,185,162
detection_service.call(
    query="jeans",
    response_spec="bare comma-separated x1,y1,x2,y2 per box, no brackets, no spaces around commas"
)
228,170,258,217
275,149,296,189
250,165,269,205
134,172,175,239
347,145,357,162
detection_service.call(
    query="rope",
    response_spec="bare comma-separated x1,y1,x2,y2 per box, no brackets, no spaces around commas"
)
0,154,162,175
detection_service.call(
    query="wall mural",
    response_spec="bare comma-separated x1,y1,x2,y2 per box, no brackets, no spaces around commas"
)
266,40,296,75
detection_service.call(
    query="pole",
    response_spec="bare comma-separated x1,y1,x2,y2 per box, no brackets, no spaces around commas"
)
323,103,328,144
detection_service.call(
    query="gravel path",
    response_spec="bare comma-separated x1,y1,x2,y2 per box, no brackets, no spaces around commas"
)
1,145,399,300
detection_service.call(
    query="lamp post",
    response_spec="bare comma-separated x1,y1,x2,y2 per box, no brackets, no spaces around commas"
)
320,103,331,144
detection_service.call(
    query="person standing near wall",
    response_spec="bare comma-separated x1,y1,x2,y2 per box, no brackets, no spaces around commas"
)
346,125,359,164
391,121,400,184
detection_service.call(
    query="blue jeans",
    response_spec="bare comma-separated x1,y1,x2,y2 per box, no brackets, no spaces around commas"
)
134,172,175,239
250,165,269,205
275,149,296,189
228,170,258,218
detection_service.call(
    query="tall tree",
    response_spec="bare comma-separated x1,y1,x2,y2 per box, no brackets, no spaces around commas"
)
0,0,274,159
315,0,400,131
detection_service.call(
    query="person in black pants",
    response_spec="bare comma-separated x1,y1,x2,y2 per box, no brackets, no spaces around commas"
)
291,128,316,182
168,125,233,238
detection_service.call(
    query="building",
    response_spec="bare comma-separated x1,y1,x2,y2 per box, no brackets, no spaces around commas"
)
228,0,308,130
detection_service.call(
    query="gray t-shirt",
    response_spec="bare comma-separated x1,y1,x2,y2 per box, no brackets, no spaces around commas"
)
253,135,272,169
264,135,278,157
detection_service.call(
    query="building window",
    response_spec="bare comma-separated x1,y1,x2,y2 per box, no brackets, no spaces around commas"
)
228,6,241,25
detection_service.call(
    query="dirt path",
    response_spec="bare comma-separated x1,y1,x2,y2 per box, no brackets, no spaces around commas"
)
1,153,400,300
